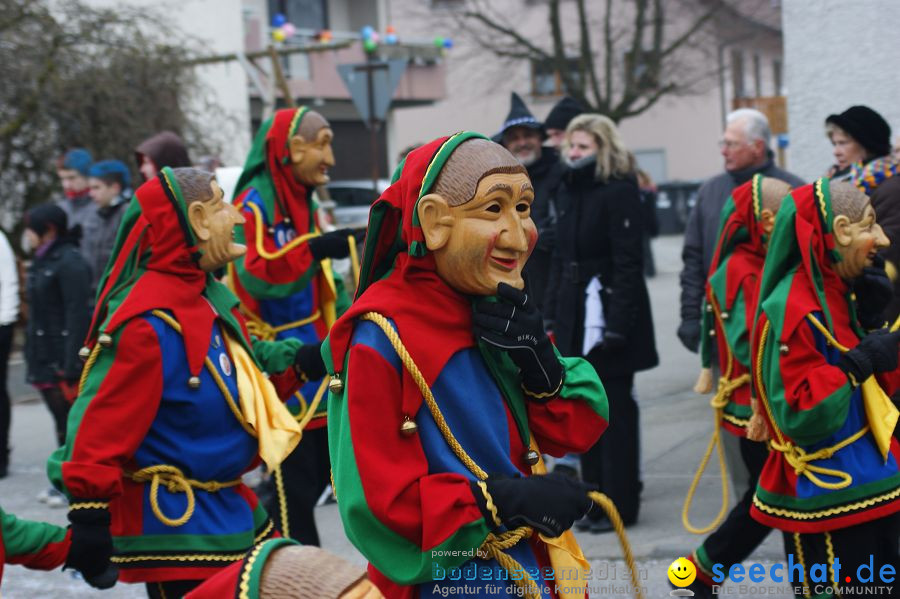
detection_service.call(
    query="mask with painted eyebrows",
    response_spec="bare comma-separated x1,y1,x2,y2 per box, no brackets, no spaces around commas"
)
417,139,538,295
830,181,889,281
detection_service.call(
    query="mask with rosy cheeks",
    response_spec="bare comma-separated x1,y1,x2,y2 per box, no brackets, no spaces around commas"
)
187,180,248,272
289,127,335,187
418,172,536,296
832,203,890,281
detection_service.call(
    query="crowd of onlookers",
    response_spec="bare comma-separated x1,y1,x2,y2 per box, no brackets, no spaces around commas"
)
0,131,194,507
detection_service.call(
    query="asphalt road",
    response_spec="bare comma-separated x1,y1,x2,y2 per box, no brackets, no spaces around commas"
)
0,235,794,598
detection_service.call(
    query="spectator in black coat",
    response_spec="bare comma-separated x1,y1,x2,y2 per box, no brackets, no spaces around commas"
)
544,113,658,531
494,93,563,309
22,203,91,449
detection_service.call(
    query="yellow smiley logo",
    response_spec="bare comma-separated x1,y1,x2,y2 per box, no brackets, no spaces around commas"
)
667,557,696,587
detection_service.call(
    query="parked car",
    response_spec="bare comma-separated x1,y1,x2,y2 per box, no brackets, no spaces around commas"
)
318,179,390,229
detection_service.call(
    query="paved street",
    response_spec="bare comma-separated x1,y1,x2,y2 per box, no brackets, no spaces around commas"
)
0,234,793,598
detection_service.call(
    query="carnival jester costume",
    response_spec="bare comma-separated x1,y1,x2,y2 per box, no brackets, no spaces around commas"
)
751,179,900,594
230,107,354,544
687,175,788,590
48,168,307,591
0,505,69,588
325,134,609,599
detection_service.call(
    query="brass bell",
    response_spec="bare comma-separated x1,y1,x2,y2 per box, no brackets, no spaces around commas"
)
400,417,418,437
706,304,713,313
720,311,730,320
779,343,789,355
78,346,91,360
98,333,113,347
524,450,540,466
708,329,716,337
188,376,201,389
328,375,344,394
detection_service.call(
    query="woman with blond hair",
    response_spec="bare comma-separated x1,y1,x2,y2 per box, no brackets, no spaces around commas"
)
544,113,658,532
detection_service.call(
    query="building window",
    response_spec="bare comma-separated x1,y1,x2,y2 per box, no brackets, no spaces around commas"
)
731,49,745,98
753,54,761,97
773,59,783,96
268,0,327,30
531,58,581,97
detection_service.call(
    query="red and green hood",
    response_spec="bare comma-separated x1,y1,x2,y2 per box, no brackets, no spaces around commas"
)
324,132,540,436
701,174,769,366
233,107,315,232
755,178,859,345
86,167,255,378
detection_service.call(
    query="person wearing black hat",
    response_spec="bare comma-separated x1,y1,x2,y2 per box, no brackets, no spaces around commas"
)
825,105,892,180
22,203,91,505
544,96,584,149
494,92,563,310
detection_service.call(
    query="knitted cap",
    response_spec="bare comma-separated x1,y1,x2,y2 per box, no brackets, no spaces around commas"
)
61,148,93,176
25,202,68,236
545,96,584,131
825,105,891,158
88,159,131,189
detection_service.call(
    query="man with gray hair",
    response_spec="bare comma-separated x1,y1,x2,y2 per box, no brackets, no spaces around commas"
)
678,109,803,355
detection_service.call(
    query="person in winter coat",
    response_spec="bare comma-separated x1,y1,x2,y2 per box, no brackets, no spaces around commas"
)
85,159,133,296
544,113,658,531
134,131,192,182
22,203,91,448
55,148,99,261
494,93,563,310
0,231,17,478
678,109,804,355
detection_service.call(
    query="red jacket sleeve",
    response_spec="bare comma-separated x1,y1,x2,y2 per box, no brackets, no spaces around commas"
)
62,317,164,500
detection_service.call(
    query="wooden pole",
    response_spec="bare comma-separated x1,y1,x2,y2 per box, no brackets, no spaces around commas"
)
267,45,296,109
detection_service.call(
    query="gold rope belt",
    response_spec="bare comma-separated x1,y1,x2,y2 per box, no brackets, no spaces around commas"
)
769,426,869,490
128,465,242,527
245,310,322,342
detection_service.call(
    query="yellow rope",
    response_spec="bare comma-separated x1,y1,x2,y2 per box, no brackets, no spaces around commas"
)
682,294,745,534
128,465,240,527
348,234,360,289
359,311,645,599
296,378,328,431
755,319,864,490
246,202,320,260
245,310,322,342
78,342,103,395
150,310,257,438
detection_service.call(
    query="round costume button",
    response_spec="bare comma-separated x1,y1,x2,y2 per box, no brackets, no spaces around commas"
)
219,353,233,376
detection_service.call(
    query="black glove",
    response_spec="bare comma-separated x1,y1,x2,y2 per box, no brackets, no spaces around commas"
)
294,342,326,382
837,329,900,384
677,319,701,353
853,256,892,330
473,283,563,399
599,330,627,351
308,228,366,261
66,502,118,589
471,473,594,538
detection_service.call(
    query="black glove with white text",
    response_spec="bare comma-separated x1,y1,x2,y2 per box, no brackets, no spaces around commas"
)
473,283,564,400
471,473,594,538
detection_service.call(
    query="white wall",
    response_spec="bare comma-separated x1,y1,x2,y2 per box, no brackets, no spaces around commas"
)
83,0,252,165
783,0,900,181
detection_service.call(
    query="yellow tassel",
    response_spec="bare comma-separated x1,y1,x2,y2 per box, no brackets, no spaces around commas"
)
694,368,714,394
746,396,770,442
